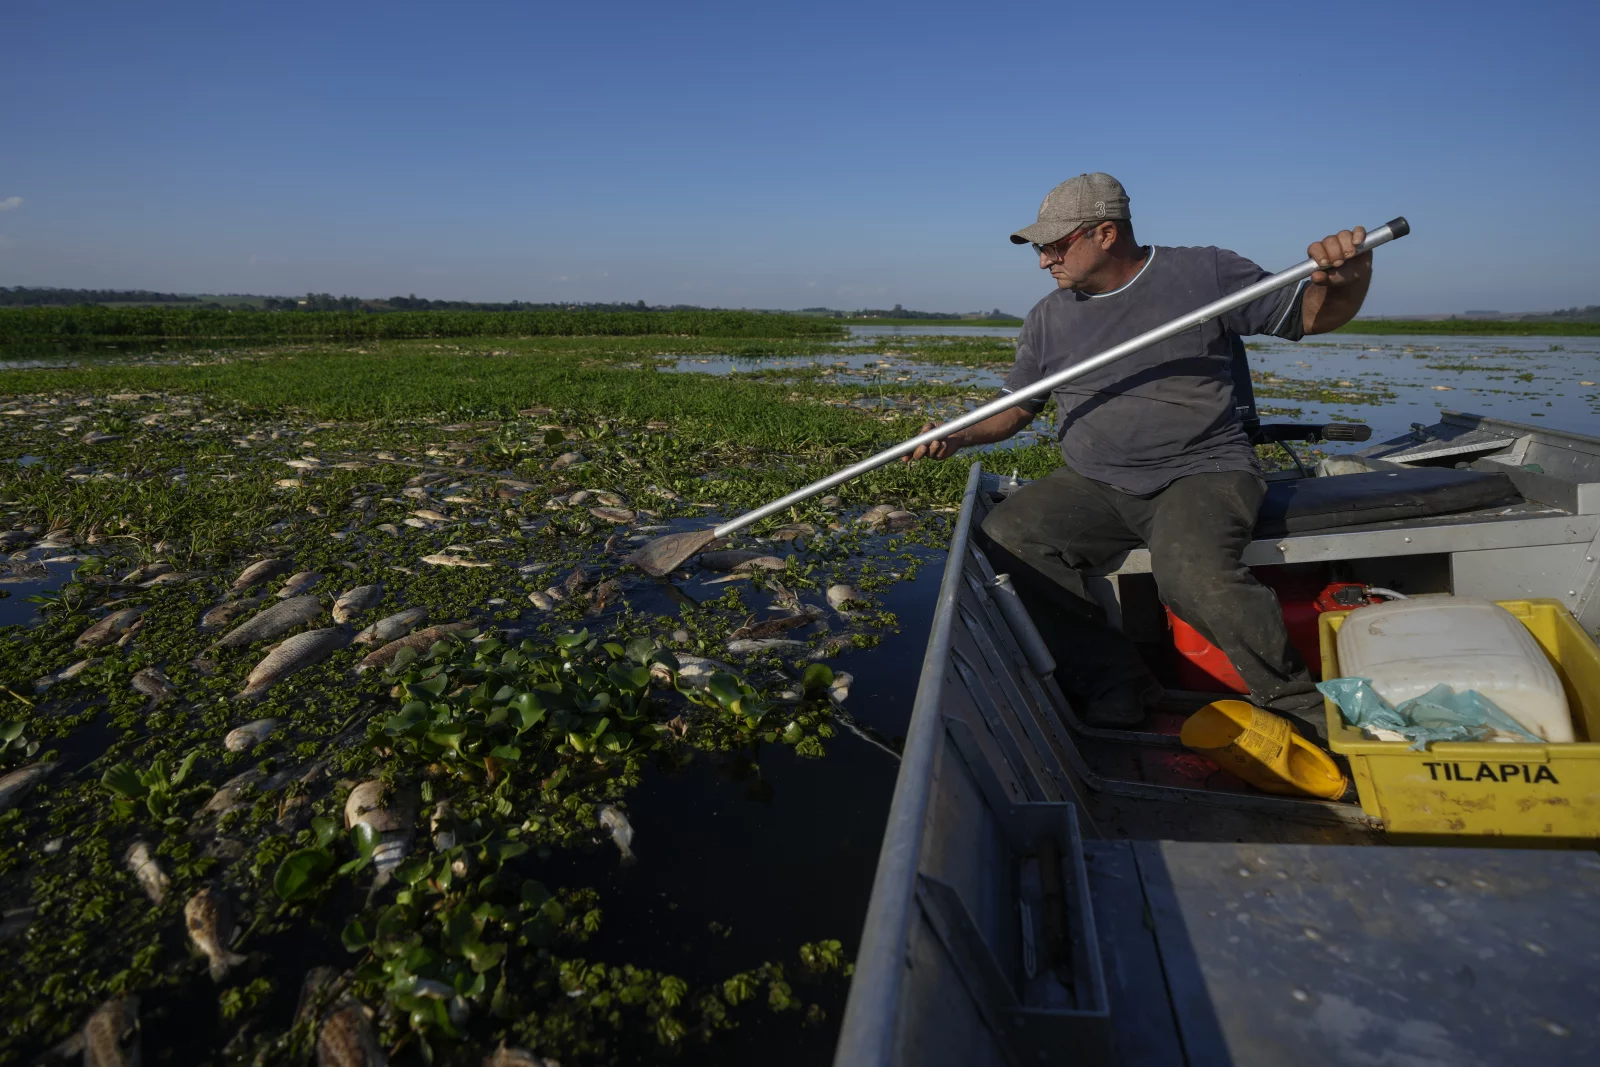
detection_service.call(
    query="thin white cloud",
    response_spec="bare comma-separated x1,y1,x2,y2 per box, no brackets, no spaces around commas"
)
0,196,21,211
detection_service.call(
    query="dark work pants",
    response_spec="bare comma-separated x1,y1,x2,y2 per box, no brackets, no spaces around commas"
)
979,466,1321,715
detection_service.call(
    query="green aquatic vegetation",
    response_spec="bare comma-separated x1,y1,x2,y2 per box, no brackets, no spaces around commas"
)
0,306,847,343
1334,318,1600,336
99,752,205,823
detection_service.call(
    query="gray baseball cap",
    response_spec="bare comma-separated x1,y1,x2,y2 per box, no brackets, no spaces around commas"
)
1010,172,1131,245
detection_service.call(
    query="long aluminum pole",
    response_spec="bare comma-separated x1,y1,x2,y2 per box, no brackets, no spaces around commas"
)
713,217,1409,539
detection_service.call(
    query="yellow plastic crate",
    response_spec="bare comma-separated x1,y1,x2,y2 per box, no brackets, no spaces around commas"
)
1320,598,1600,837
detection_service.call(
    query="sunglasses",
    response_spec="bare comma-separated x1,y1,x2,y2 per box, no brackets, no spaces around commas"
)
1032,226,1093,261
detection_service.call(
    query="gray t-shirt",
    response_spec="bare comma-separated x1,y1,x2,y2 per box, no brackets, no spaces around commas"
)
1001,245,1306,495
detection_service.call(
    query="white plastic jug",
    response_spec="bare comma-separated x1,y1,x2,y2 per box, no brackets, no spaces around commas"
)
1334,596,1574,743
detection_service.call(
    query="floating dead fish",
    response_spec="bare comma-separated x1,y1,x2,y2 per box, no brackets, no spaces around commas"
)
829,671,854,702
596,803,635,865
807,634,858,661
275,478,304,489
589,506,635,524
355,623,474,674
131,667,175,707
726,638,805,655
201,768,266,817
119,561,173,584
819,494,842,508
316,999,386,1067
332,584,383,623
768,522,818,541
124,840,168,904
277,571,324,598
214,595,323,649
225,717,279,752
484,1043,558,1067
589,489,628,507
82,430,122,445
411,509,449,523
0,560,49,584
549,451,587,470
0,761,55,813
527,591,554,611
828,583,864,613
884,509,917,529
374,523,400,536
57,995,142,1067
75,607,146,649
736,556,786,572
185,887,247,982
421,554,491,568
698,549,761,572
729,611,821,642
671,655,733,688
352,607,427,646
284,458,322,470
200,596,264,632
333,461,368,470
238,629,345,700
141,570,200,587
232,558,292,591
586,578,623,614
345,780,416,880
35,657,101,690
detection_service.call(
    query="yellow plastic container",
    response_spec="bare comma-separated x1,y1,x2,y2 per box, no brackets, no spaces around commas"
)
1320,598,1600,836
1181,700,1351,800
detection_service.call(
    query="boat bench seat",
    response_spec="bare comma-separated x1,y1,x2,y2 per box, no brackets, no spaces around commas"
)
1253,466,1520,537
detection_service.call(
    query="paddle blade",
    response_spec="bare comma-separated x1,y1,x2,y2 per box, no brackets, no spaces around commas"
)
626,530,719,577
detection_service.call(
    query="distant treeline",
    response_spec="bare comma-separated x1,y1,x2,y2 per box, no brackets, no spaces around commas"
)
0,306,845,341
266,293,720,313
800,304,1017,321
1339,319,1600,336
0,287,203,307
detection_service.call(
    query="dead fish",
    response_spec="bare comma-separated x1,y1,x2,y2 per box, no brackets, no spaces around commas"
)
295,966,341,1029
35,657,101,691
201,768,265,817
200,596,263,632
344,780,416,880
698,549,761,572
232,557,292,591
0,761,55,813
316,999,386,1067
0,559,49,583
355,623,474,674
119,561,173,584
807,634,858,661
430,799,459,851
586,578,623,614
60,995,142,1067
225,717,280,752
829,671,854,702
726,638,805,655
672,655,733,688
827,584,863,611
213,595,323,649
411,509,449,523
420,553,491,568
884,509,917,529
75,607,146,649
596,803,635,865
351,607,427,646
735,556,786,572
185,887,247,982
549,451,587,470
527,591,554,611
124,840,168,904
588,506,635,524
483,1044,557,1067
729,612,819,642
857,504,895,528
238,628,345,700
277,571,324,598
331,584,383,623
131,667,175,707
769,522,818,541
140,570,200,588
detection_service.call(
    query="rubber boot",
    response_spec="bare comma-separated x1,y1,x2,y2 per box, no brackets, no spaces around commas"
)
1180,699,1351,800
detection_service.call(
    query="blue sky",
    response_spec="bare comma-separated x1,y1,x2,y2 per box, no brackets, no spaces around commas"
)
2,0,1594,315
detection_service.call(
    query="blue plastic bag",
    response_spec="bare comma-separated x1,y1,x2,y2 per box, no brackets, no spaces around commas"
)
1316,677,1543,750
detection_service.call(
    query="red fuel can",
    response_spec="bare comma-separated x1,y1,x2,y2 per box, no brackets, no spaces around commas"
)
1166,579,1373,693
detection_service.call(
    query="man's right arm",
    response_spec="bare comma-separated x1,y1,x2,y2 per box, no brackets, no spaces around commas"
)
903,404,1036,461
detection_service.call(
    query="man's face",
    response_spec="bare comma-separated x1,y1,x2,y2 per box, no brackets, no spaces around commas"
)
1038,223,1113,290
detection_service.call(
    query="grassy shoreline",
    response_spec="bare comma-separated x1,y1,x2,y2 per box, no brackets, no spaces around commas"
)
1337,319,1600,336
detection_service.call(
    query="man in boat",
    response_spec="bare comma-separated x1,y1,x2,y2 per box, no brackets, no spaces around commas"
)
906,173,1373,735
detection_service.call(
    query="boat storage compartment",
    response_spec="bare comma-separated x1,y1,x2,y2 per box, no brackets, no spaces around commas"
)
1320,599,1600,836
